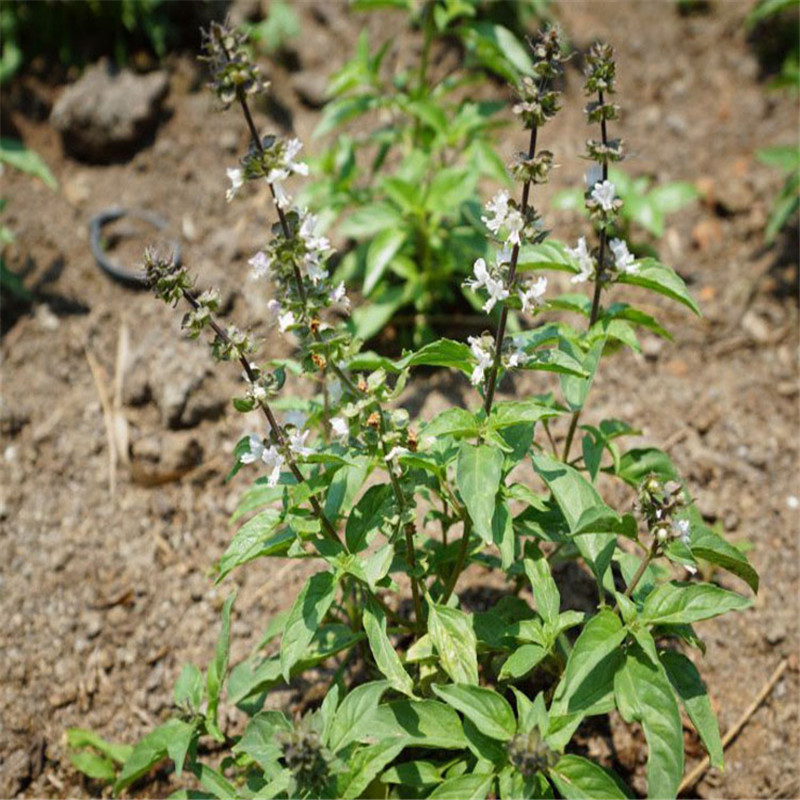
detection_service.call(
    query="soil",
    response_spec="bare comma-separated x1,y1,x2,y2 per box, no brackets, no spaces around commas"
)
1,1,798,798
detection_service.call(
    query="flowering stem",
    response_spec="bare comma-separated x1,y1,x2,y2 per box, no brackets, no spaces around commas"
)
562,88,610,463
613,539,658,612
440,518,473,604
482,125,538,416
378,413,424,633
181,288,342,547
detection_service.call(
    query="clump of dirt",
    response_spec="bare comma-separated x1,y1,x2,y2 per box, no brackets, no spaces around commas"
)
1,2,797,798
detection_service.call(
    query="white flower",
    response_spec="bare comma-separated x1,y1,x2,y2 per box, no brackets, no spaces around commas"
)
288,428,312,457
284,410,307,429
610,238,638,274
306,262,329,284
466,258,509,313
590,179,616,212
240,433,264,464
567,237,596,284
385,446,408,462
270,177,291,209
482,190,511,234
519,275,547,313
267,299,282,317
330,416,348,443
503,208,525,246
506,345,528,368
284,138,309,176
226,168,243,202
329,282,351,312
468,336,493,387
251,384,267,402
248,251,271,280
278,310,296,332
672,519,691,546
261,445,285,487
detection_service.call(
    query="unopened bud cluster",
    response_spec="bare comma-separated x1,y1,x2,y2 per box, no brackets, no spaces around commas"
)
507,730,559,778
200,22,265,108
637,475,691,547
276,723,332,796
144,248,193,305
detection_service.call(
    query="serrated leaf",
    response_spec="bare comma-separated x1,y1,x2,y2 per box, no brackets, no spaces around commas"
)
329,680,390,752
490,400,560,430
517,240,580,274
396,339,474,373
457,443,504,544
381,760,444,786
115,719,196,792
345,484,394,553
363,594,415,697
338,740,405,799
428,603,479,684
551,610,626,718
280,571,338,681
360,700,468,749
423,407,480,439
432,683,516,741
618,258,700,315
614,643,683,799
498,643,547,681
549,754,632,799
523,548,560,626
689,521,759,593
428,773,494,799
66,729,132,765
661,650,723,769
174,663,204,711
640,581,752,626
70,751,117,782
532,454,616,586
233,711,291,769
217,509,284,581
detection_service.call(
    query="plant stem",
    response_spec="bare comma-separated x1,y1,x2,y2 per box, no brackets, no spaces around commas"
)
182,289,342,546
562,88,610,463
614,540,658,612
483,125,538,416
440,519,473,604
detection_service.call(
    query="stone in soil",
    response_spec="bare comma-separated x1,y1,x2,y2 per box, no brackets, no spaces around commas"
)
50,61,169,162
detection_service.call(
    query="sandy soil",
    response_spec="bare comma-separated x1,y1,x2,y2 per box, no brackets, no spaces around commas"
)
1,1,798,797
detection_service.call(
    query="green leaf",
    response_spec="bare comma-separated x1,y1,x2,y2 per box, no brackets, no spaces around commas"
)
617,258,700,315
560,337,605,412
0,138,57,189
381,760,444,786
614,642,683,799
523,547,560,626
206,593,235,741
549,755,632,799
522,348,590,378
640,581,752,626
457,443,504,544
432,684,516,741
551,610,626,718
233,711,291,769
498,643,547,681
532,454,616,586
66,729,132,765
424,407,480,439
363,594,416,697
428,603,479,685
364,228,407,296
649,181,699,214
397,338,474,373
464,22,533,76
428,773,494,799
115,719,196,792
174,663,204,711
492,498,515,571
345,484,393,553
517,240,580,275
280,571,338,681
490,400,560,431
329,680,391,752
324,456,370,521
217,509,284,581
690,523,759,593
70,751,117,782
189,761,238,800
360,699,468,749
661,651,723,769
338,741,405,799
